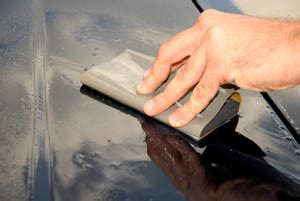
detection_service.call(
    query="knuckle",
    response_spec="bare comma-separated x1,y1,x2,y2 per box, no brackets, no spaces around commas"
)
184,101,195,115
207,25,223,41
195,15,203,25
175,58,198,85
157,91,172,106
151,68,163,81
184,87,208,114
157,43,169,59
185,98,202,115
192,87,206,102
195,16,209,29
176,66,189,84
192,83,214,105
195,9,217,27
188,56,198,71
203,9,218,16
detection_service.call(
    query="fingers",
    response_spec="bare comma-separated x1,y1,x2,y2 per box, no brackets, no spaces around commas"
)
144,46,207,116
137,27,204,94
167,136,203,172
166,136,194,157
169,72,221,127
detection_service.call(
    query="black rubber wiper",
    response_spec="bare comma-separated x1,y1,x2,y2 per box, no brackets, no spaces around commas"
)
192,0,203,12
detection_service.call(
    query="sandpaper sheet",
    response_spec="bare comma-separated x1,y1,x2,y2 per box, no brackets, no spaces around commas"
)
80,49,237,140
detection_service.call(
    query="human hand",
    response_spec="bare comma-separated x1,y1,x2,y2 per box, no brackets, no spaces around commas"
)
137,9,300,127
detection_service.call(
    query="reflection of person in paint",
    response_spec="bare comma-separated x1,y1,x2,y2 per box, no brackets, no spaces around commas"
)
140,119,300,201
137,10,300,127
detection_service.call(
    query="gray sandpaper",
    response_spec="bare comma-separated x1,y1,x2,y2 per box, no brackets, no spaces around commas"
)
80,49,237,140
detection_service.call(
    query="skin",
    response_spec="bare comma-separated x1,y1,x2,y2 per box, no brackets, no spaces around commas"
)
136,9,300,127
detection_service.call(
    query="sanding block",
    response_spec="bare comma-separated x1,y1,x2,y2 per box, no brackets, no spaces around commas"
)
80,49,241,140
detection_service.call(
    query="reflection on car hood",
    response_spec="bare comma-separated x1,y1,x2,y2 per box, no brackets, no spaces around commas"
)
0,0,300,200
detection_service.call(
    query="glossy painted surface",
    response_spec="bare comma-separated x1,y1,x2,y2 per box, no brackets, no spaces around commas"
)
0,0,34,200
269,89,300,135
0,0,300,200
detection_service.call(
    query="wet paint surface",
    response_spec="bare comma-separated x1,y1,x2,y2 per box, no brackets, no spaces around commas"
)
269,89,300,136
0,0,34,200
0,0,300,200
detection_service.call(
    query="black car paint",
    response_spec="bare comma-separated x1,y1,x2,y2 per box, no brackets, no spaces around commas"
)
0,0,300,200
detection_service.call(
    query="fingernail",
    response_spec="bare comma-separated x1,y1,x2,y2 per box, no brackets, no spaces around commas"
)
144,69,151,78
169,113,185,127
144,99,154,114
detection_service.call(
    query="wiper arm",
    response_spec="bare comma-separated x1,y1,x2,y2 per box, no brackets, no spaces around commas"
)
192,0,204,13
